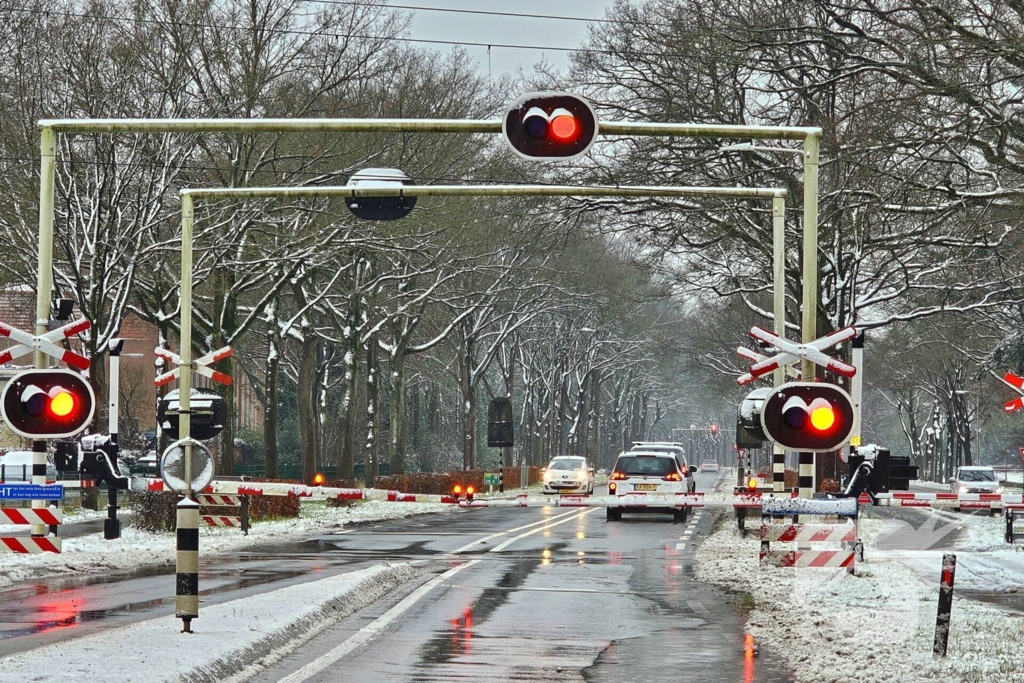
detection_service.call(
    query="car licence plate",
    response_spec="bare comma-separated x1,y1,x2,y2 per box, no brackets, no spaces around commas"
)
634,484,658,491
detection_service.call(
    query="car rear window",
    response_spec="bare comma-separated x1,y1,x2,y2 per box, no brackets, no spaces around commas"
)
614,456,675,476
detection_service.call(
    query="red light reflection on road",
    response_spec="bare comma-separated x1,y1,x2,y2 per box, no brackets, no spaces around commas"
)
744,633,756,683
609,551,623,565
449,605,474,657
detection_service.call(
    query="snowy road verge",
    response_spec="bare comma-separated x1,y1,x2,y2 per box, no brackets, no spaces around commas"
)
0,562,419,683
0,499,453,589
696,512,1024,682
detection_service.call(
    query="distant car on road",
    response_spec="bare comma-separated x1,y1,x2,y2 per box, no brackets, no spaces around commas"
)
542,456,594,495
700,460,720,472
948,466,1001,494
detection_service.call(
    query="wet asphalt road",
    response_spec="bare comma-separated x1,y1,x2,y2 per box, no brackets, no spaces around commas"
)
0,470,794,682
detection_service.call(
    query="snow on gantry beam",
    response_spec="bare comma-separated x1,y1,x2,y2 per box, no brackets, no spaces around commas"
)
181,184,786,200
38,117,820,140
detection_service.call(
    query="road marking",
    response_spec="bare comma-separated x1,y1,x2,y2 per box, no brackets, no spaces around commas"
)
489,509,597,553
675,542,686,550
451,509,583,554
277,560,480,683
687,599,711,615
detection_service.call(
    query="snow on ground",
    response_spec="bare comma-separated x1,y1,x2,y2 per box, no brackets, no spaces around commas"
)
0,499,453,589
0,562,418,683
696,511,1024,683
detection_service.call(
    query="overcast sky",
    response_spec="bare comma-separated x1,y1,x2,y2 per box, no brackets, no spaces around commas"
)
401,0,615,78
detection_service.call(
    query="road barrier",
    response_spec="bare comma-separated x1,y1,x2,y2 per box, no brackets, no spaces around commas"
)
758,497,859,570
197,494,248,534
875,492,1021,509
0,501,62,557
132,477,459,504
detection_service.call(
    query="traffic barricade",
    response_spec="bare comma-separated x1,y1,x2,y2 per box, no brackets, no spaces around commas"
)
197,493,249,535
758,497,860,570
0,483,63,553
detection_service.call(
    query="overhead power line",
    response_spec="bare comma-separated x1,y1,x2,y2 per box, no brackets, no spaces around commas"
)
302,0,675,28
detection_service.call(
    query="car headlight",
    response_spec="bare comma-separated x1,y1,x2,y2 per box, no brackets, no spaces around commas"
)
996,487,1004,494
958,486,968,493
543,472,553,481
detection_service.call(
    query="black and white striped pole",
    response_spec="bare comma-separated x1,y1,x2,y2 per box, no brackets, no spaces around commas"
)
105,338,124,540
176,496,199,633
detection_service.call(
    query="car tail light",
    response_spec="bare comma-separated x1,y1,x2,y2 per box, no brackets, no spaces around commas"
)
664,472,682,481
610,471,626,480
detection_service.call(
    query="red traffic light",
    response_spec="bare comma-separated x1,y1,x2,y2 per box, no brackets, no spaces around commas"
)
761,382,854,452
1,369,95,439
503,92,598,160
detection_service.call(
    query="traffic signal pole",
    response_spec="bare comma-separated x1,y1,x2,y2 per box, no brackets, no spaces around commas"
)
799,134,821,502
772,197,787,493
30,128,57,540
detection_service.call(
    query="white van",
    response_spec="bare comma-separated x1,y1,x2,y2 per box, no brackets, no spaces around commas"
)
0,451,58,482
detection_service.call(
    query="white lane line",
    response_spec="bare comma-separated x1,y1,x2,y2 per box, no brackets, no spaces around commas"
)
277,560,481,683
489,508,597,553
451,509,582,554
687,599,711,615
675,542,686,550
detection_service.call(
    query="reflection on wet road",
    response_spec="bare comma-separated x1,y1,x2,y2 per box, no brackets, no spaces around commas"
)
1,471,794,681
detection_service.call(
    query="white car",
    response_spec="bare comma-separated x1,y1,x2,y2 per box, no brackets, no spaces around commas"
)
0,451,57,482
607,451,688,521
948,466,1001,495
700,460,721,472
542,456,594,495
629,442,695,492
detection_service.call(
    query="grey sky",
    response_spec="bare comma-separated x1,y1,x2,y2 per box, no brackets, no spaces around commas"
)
401,1,615,78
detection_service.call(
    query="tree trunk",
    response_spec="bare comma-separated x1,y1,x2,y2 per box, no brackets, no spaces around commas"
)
263,302,280,478
297,322,317,486
365,334,380,487
389,348,407,475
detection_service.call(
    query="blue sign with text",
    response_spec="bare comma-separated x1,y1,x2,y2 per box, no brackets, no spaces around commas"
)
0,484,63,501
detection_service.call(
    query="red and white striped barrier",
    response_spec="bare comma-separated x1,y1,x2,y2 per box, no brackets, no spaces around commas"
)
875,492,1022,508
201,515,243,528
457,492,706,509
196,494,240,506
0,506,62,554
760,523,856,543
0,508,63,525
0,536,61,553
760,549,855,568
132,478,460,505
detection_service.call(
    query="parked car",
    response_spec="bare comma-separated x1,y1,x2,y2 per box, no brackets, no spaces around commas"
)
607,451,689,521
542,456,594,494
132,450,160,477
629,442,695,492
948,466,1001,494
0,451,57,482
700,460,721,472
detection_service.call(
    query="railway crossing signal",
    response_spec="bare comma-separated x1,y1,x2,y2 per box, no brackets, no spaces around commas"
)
737,326,858,385
0,369,95,439
155,345,233,387
1000,372,1024,413
0,317,91,370
761,382,855,452
503,92,599,160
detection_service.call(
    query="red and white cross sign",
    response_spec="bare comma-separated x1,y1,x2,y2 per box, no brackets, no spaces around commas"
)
1000,372,1024,413
737,325,858,385
736,345,801,380
154,345,233,387
0,318,91,370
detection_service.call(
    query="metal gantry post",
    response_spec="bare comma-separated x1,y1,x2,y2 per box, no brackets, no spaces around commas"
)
772,196,787,493
799,133,821,501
